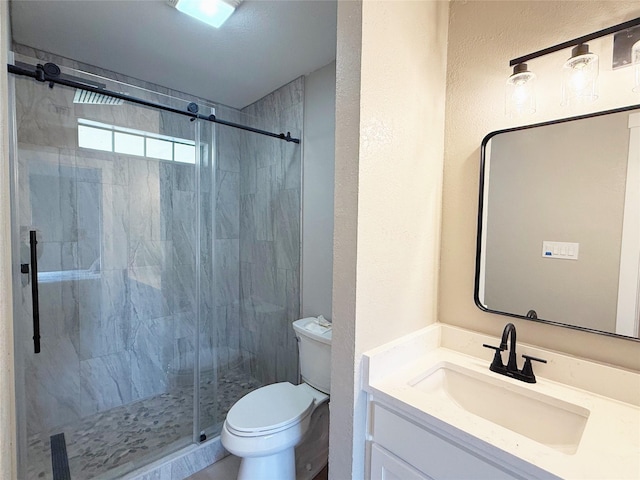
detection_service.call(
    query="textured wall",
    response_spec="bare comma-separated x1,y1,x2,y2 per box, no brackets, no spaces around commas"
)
441,1,640,370
331,1,449,478
330,2,361,478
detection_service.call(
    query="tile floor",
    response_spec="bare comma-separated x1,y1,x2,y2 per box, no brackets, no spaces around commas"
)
186,455,329,480
26,368,261,480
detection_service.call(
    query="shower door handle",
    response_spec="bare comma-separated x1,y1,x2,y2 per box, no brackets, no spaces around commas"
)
27,230,41,354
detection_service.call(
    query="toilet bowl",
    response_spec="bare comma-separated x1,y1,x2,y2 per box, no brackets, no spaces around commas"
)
221,317,332,480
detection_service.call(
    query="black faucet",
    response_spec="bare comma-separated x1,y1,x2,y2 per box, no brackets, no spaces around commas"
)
483,323,547,383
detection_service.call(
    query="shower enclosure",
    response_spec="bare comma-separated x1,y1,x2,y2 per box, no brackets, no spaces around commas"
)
9,52,302,479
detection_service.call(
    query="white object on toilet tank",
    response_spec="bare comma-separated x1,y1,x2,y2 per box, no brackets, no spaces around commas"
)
292,317,332,394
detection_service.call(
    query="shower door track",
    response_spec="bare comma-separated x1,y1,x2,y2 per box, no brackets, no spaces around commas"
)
7,61,301,144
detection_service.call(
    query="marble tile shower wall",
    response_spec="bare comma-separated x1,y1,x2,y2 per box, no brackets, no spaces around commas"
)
12,45,236,436
239,78,304,386
211,119,243,380
12,45,304,441
16,101,199,436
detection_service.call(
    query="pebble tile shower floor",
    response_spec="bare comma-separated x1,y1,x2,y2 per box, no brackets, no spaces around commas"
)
26,368,262,480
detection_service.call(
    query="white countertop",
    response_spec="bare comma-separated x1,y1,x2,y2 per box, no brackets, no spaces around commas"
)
363,323,640,480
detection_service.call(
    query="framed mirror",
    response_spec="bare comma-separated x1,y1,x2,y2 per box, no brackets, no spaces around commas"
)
475,105,640,341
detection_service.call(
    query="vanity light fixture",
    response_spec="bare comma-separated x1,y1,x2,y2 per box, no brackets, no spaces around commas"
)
506,17,640,115
168,0,241,29
505,63,536,117
561,44,599,106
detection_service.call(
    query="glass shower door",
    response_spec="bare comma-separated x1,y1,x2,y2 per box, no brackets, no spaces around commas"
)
195,99,303,439
12,66,204,479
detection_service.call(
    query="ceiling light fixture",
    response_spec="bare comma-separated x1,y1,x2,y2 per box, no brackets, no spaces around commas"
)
169,0,241,29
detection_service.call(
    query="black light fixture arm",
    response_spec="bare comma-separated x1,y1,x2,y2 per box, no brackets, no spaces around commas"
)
7,62,301,144
509,16,640,66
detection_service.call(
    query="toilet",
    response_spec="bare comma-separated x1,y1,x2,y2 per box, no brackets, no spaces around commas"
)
221,317,332,480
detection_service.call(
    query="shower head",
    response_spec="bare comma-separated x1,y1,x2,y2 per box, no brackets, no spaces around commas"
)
14,61,123,106
73,88,124,106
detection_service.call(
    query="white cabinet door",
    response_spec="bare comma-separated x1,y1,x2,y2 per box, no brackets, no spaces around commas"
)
370,404,555,480
370,443,433,480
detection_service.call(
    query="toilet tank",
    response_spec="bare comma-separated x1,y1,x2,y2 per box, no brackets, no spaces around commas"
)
292,317,332,394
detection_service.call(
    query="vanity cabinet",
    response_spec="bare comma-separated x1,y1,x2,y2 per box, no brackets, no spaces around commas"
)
363,323,640,480
370,444,430,480
368,402,556,480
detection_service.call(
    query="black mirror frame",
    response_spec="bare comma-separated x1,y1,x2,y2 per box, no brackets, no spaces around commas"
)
474,103,640,342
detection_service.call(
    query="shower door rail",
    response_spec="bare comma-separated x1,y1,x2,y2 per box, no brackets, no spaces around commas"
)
7,62,301,144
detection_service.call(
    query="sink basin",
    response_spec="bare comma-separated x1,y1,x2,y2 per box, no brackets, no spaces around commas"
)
409,362,590,454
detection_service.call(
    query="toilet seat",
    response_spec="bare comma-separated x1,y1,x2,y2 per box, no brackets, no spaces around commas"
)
225,382,314,437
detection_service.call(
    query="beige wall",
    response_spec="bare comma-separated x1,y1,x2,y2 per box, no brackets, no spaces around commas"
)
442,1,640,371
0,0,17,478
484,111,631,333
331,1,449,478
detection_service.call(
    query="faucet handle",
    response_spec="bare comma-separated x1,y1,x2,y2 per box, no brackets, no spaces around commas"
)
483,344,505,372
522,354,547,364
520,354,547,383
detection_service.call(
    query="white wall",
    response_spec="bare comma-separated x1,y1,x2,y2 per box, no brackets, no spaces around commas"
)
331,1,449,478
0,0,17,478
330,2,361,477
441,0,640,371
302,61,336,320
